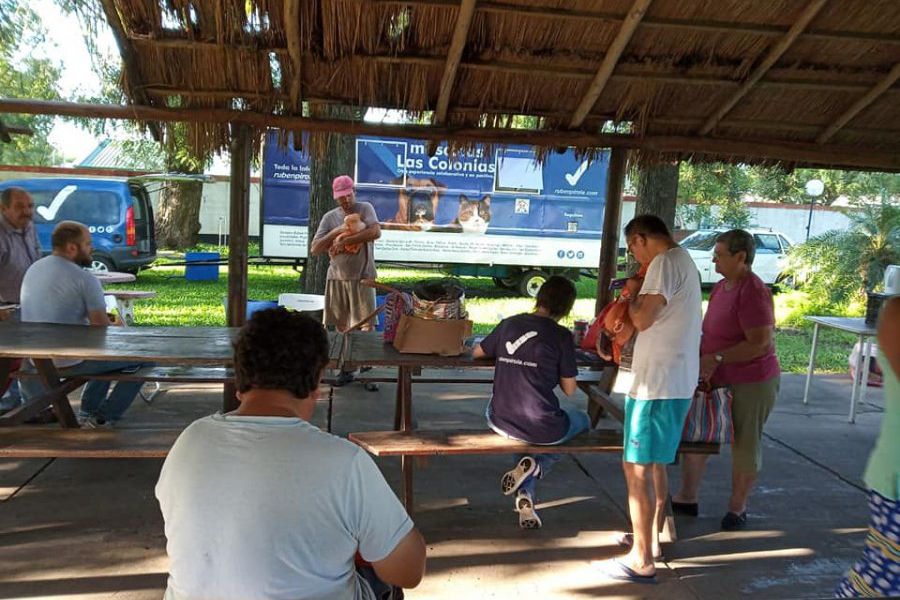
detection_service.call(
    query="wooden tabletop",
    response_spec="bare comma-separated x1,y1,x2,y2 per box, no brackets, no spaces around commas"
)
0,321,342,366
93,271,137,285
104,290,157,300
341,331,492,368
806,316,877,336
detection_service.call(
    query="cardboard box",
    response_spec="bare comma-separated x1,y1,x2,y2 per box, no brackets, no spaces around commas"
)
392,313,473,356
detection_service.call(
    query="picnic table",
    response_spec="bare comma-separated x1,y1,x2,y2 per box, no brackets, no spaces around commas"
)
0,321,343,428
104,290,157,325
93,271,137,285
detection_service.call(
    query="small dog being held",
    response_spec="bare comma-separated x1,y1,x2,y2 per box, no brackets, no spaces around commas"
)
329,213,366,257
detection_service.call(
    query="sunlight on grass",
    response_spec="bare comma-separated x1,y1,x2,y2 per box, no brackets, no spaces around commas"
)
121,264,854,374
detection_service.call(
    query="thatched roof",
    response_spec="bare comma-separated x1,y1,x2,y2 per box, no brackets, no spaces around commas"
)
96,0,900,169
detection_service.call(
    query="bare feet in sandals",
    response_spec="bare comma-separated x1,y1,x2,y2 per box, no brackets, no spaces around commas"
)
614,532,663,560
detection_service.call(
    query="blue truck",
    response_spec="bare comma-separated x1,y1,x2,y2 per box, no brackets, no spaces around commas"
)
261,132,609,296
0,177,157,273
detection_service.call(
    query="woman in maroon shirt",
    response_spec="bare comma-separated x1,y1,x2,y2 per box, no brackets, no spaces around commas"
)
672,229,781,531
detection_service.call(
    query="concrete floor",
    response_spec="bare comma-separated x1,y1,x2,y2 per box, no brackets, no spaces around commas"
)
0,371,885,599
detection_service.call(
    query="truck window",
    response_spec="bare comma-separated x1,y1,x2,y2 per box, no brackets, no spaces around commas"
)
130,188,146,221
754,234,781,254
31,189,121,226
680,231,719,251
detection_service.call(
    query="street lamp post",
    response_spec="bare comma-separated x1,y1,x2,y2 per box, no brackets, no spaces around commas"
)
805,179,824,241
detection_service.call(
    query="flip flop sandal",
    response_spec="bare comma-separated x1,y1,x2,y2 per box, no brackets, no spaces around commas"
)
501,456,537,496
598,559,657,584
614,532,663,560
516,492,542,529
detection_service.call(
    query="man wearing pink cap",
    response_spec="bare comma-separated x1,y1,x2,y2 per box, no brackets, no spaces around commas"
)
311,175,381,384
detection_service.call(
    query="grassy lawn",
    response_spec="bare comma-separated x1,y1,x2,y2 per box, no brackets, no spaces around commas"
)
118,262,859,374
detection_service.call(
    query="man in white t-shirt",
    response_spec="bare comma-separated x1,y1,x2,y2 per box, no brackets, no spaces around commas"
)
155,309,426,600
596,214,701,584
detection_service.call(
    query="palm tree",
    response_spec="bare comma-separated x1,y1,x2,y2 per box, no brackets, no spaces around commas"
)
786,201,900,305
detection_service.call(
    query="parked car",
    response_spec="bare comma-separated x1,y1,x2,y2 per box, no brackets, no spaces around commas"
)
0,177,156,273
680,228,794,285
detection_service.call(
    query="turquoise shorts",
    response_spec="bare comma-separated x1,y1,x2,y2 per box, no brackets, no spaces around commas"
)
623,396,692,465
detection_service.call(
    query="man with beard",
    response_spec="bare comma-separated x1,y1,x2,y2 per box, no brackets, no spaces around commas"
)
19,221,147,427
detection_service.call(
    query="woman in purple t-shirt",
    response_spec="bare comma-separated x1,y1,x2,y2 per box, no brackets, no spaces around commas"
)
672,229,781,531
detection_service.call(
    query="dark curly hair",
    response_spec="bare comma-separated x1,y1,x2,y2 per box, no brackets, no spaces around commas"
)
233,308,329,399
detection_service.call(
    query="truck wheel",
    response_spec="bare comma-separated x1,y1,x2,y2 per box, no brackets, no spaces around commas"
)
519,270,548,298
90,256,114,273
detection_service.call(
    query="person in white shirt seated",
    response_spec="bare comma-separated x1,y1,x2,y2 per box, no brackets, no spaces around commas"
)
155,308,426,600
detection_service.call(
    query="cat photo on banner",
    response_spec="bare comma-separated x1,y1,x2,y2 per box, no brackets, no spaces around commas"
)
386,176,492,235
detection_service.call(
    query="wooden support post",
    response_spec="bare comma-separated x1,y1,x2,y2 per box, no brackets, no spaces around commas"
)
596,147,627,313
223,122,251,412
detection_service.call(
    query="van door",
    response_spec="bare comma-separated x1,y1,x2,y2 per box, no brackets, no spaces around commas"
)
753,233,783,284
129,184,156,255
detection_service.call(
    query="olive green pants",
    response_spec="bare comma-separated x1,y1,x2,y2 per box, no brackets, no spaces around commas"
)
730,376,780,474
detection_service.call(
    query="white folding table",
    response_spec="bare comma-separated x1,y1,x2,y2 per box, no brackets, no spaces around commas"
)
802,316,877,423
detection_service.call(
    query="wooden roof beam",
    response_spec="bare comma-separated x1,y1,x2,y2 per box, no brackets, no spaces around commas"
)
569,0,652,129
699,0,828,136
98,0,162,143
377,0,900,46
2,98,898,172
817,62,900,144
131,37,896,94
434,0,477,126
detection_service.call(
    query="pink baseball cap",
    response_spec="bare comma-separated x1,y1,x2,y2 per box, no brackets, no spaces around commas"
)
332,175,355,199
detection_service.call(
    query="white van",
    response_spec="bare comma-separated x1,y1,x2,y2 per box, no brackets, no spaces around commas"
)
680,228,794,285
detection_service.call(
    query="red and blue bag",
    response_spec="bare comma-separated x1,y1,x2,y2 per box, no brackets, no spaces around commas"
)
682,386,734,444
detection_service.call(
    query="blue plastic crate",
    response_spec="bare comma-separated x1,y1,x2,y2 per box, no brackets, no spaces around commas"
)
185,252,220,281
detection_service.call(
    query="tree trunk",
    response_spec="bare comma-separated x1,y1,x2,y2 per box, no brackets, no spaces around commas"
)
155,153,204,249
302,104,362,294
634,161,680,232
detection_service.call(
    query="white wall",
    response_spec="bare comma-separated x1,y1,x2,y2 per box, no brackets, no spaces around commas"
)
620,198,851,246
196,178,262,239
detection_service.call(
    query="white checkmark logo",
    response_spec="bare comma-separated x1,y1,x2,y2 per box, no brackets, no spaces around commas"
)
505,331,537,355
564,160,589,186
36,185,77,221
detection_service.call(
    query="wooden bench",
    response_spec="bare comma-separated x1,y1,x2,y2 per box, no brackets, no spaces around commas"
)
0,428,182,458
350,429,720,457
350,427,719,539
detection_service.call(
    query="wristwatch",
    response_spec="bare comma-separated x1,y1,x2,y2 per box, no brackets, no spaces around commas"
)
714,353,724,364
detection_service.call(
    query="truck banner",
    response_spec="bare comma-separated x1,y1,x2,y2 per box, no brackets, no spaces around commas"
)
262,131,608,268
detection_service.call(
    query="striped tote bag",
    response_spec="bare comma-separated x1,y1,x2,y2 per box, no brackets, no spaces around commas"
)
682,386,734,444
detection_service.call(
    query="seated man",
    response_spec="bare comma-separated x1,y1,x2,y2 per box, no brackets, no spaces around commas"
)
156,308,426,600
473,275,589,529
19,221,147,427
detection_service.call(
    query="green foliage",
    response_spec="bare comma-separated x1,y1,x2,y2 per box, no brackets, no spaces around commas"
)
785,201,900,305
763,168,900,205
0,1,63,166
677,163,755,228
